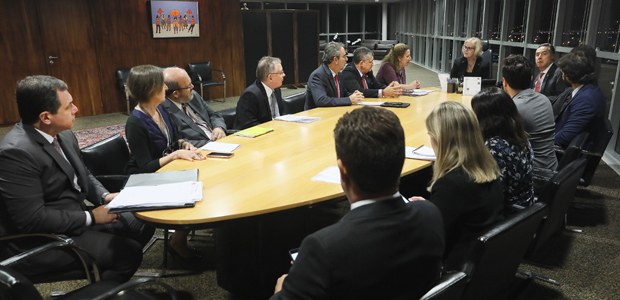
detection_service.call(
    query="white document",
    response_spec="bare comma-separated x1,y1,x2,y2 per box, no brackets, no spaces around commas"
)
358,101,384,106
201,141,240,153
438,73,450,92
403,89,434,96
275,115,321,123
405,145,436,161
311,166,340,184
463,77,482,96
107,181,203,210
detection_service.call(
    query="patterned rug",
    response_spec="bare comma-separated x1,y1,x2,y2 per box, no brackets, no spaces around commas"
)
74,124,125,148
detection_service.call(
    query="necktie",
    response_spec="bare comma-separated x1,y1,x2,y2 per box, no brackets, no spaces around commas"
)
335,74,340,98
52,138,81,191
559,92,573,117
534,72,544,93
183,104,213,139
270,93,279,118
362,75,368,89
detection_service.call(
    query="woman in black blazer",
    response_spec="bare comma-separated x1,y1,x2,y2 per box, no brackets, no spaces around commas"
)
450,37,490,80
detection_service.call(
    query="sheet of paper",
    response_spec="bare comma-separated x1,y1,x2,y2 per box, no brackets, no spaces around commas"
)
275,115,321,123
403,89,434,96
107,181,203,210
405,145,436,161
201,142,240,152
311,166,340,184
358,101,384,106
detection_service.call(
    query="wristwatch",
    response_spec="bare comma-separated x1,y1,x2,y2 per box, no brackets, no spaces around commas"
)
101,192,110,202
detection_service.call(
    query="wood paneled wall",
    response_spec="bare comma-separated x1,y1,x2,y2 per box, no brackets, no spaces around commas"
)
0,0,245,125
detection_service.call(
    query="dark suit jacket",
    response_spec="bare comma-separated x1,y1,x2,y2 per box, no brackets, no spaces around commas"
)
234,79,284,130
449,56,489,80
305,63,352,110
340,62,387,98
0,123,106,236
555,84,606,148
532,63,568,104
162,91,227,147
270,197,445,300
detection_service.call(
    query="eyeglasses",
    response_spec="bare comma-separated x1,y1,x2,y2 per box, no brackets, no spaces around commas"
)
462,45,475,51
169,83,194,92
270,71,285,76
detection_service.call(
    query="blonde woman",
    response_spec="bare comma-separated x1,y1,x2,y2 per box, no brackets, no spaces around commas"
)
375,43,421,89
449,37,490,79
413,101,502,271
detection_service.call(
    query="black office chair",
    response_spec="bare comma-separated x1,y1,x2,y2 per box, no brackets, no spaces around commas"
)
419,271,467,300
218,107,236,130
480,40,493,80
526,158,587,258
460,202,547,300
282,91,307,114
580,119,613,186
187,61,226,102
555,131,589,171
115,68,132,114
80,134,130,197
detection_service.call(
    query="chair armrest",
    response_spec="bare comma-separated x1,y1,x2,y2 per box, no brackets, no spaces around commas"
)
225,129,239,135
212,68,226,80
91,277,180,300
0,234,101,283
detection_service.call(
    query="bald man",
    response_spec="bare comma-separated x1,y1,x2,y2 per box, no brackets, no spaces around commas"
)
162,67,227,147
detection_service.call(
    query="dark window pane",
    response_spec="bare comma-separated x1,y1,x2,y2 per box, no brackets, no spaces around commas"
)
596,0,620,52
264,2,285,9
446,0,455,36
459,0,469,37
531,0,558,44
507,0,528,42
348,5,363,32
309,4,327,33
329,4,346,34
243,2,262,10
561,0,590,47
365,4,380,33
474,2,483,37
286,3,307,10
488,0,503,40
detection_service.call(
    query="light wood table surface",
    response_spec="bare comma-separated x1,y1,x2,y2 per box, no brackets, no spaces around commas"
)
135,89,471,227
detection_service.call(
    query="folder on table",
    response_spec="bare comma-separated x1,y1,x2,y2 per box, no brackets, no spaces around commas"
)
234,126,274,138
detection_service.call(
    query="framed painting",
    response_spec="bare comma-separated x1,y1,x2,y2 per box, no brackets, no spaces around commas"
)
150,1,199,38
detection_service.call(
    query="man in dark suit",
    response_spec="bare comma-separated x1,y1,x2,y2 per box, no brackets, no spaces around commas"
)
163,67,227,147
555,51,606,148
340,46,401,98
234,56,285,130
305,41,364,109
270,106,445,300
532,43,568,104
0,75,154,282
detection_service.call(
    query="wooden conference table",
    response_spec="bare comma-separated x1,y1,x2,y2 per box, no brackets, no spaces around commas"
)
135,89,471,228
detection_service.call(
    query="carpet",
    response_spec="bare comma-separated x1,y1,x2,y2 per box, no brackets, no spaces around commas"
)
74,124,125,148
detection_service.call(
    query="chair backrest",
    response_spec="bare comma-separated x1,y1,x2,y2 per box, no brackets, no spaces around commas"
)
0,266,43,300
282,91,307,115
81,134,129,176
528,158,587,257
480,40,492,79
461,202,547,300
557,131,589,170
419,271,467,300
219,107,236,130
187,61,213,82
115,69,130,98
581,119,613,186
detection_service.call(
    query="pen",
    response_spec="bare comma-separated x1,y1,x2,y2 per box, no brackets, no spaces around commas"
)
411,145,424,153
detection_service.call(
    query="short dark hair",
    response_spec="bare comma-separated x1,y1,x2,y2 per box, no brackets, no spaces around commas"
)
502,55,532,90
126,65,164,103
557,52,596,84
352,47,373,64
16,75,68,124
471,87,529,149
538,43,555,54
334,106,405,195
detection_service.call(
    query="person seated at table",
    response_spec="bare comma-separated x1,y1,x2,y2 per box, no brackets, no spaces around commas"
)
305,42,364,109
376,43,422,89
532,43,568,104
124,65,205,262
555,50,606,149
271,107,445,300
0,75,154,283
162,67,227,147
411,101,503,271
340,46,401,98
472,88,534,211
235,56,285,129
449,37,490,80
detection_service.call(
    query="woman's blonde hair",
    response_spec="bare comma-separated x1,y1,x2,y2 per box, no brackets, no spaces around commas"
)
464,37,483,57
426,101,499,188
382,43,410,69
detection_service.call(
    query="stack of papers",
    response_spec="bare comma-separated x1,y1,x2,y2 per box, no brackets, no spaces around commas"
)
107,169,202,212
358,101,384,106
275,115,321,123
405,145,436,161
200,141,239,152
402,89,434,96
234,126,274,138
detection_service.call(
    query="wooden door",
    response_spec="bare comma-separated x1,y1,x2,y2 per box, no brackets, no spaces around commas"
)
37,0,102,117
